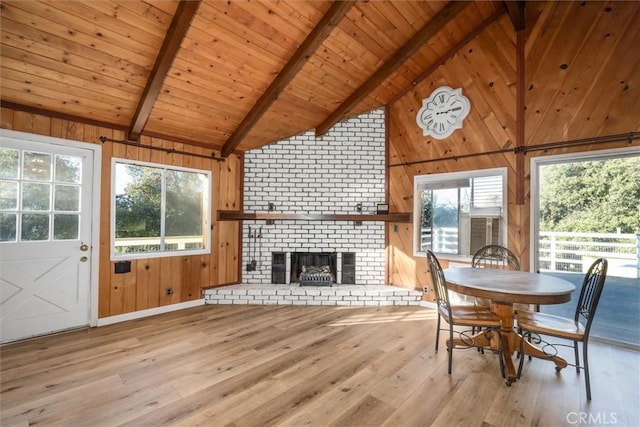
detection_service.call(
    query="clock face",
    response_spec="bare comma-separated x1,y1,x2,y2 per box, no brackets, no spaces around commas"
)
416,86,470,139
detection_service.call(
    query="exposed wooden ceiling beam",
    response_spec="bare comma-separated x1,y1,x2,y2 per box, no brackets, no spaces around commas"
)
220,0,356,158
504,1,526,32
128,0,201,141
315,1,470,137
388,7,506,105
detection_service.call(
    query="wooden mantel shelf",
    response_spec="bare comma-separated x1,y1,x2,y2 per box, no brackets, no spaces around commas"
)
217,211,412,223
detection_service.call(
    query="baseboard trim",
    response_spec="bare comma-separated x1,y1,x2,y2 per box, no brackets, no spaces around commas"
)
96,299,205,327
420,300,437,310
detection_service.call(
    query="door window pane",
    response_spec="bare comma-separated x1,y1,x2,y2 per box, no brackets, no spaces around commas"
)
0,213,17,242
55,155,82,183
54,214,79,240
0,148,19,179
55,185,80,211
23,152,51,181
21,213,50,241
0,181,18,210
22,183,51,210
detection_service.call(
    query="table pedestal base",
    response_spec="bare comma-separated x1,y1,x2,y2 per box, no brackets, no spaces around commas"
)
448,303,568,385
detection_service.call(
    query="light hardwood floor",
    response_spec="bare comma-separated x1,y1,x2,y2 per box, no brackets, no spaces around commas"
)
1,305,638,426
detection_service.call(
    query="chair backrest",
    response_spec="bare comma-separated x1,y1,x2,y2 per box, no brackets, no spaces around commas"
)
574,258,608,336
471,245,520,271
426,250,452,321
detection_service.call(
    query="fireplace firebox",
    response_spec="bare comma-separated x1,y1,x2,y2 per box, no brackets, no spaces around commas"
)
291,252,336,286
270,252,356,285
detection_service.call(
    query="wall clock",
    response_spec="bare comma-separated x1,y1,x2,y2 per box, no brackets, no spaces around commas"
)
416,86,471,139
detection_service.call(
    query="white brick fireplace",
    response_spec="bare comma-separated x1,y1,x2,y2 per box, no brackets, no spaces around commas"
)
241,108,387,286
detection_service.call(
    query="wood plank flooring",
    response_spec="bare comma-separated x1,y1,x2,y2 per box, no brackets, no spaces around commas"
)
1,305,638,426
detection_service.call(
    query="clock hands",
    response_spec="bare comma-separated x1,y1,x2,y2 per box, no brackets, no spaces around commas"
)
436,106,463,115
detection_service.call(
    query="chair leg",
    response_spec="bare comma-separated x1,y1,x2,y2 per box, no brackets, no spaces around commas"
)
496,329,505,379
573,340,580,374
435,314,441,353
448,326,454,374
517,331,526,379
583,341,591,401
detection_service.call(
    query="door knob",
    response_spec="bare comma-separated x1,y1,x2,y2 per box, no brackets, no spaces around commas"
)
80,244,89,251
80,256,88,262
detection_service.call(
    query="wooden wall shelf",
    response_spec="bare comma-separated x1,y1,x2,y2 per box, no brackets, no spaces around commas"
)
217,211,412,223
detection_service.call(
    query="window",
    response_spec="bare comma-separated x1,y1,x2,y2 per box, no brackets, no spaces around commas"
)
414,168,507,258
1,147,82,242
531,147,639,346
111,158,211,259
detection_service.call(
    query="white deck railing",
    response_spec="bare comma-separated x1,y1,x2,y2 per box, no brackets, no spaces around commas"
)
114,235,204,253
539,231,638,277
421,228,639,278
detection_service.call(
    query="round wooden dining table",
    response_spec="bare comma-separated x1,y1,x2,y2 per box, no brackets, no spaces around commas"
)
443,267,576,385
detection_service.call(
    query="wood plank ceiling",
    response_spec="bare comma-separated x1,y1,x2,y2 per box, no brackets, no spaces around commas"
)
0,0,505,155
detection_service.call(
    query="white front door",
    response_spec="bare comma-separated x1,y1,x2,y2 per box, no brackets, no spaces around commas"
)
0,133,97,343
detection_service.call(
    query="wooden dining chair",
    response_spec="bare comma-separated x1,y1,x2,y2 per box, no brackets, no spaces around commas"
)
471,244,521,271
426,250,504,375
471,244,538,312
516,258,608,400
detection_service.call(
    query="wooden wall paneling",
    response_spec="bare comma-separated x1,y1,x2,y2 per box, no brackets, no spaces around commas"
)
49,117,81,141
147,258,162,308
109,267,124,315
181,144,206,299
217,221,231,285
179,256,192,303
524,2,602,143
135,259,151,312
534,2,640,144
388,164,414,213
159,255,173,307
94,128,114,318
110,141,133,316
122,259,138,314
1,107,14,129
218,155,234,286
199,254,211,290
387,95,430,165
567,5,640,138
209,154,222,287
228,221,240,284
11,110,51,135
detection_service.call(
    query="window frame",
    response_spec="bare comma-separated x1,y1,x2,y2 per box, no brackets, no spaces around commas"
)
530,146,639,272
413,167,508,260
110,157,211,261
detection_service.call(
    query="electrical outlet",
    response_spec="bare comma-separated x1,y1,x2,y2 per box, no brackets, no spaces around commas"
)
423,287,429,294
166,287,174,296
